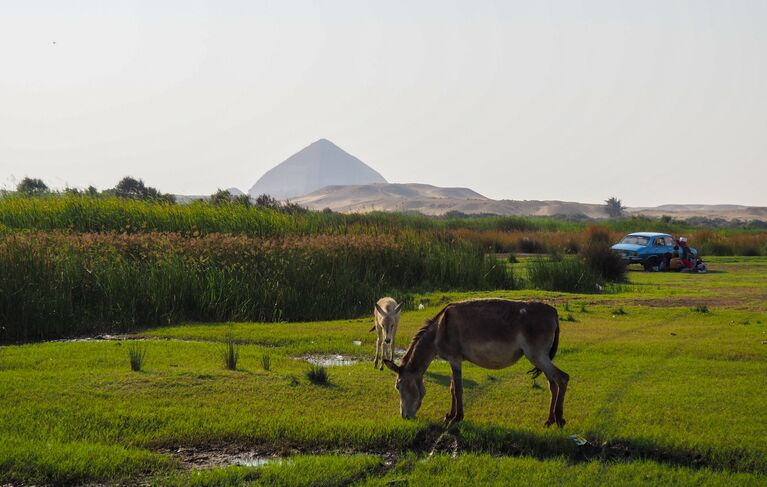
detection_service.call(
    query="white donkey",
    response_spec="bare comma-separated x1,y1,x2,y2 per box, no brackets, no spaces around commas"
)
372,297,403,370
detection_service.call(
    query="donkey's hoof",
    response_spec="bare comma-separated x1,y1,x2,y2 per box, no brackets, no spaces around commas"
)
544,418,555,427
556,418,566,428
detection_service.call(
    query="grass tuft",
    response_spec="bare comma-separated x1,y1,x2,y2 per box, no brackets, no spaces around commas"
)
693,304,710,313
612,307,627,315
221,335,239,371
306,365,329,385
261,354,271,371
127,343,147,372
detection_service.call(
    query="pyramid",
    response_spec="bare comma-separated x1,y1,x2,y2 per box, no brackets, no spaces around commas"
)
248,139,387,199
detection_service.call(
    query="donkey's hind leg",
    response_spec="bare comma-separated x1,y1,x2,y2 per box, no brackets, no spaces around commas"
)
528,353,569,428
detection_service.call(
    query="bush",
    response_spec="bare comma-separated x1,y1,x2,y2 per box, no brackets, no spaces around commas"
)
581,227,627,282
517,237,544,254
526,257,601,293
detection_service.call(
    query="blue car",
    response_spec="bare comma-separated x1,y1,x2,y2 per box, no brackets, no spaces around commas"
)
611,232,697,271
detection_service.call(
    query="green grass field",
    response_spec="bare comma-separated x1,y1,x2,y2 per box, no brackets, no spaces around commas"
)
1,257,766,485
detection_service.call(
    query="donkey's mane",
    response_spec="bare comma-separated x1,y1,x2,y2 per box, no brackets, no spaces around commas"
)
401,306,446,368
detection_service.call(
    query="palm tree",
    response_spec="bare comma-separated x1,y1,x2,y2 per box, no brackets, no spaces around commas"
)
605,197,625,218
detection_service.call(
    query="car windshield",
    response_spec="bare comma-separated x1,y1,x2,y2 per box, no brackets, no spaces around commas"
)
620,235,650,246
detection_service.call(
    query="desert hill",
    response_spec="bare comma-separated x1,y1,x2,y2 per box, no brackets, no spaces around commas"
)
292,183,610,218
292,183,767,221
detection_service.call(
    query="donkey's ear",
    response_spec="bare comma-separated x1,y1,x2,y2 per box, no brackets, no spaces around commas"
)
375,303,386,316
382,359,400,374
394,303,403,314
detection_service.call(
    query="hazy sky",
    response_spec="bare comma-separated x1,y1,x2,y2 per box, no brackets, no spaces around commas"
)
1,1,765,206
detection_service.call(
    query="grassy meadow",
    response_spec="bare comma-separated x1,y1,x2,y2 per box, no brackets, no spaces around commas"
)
1,195,767,484
1,257,766,485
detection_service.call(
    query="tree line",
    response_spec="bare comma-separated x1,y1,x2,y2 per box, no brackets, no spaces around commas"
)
11,176,309,213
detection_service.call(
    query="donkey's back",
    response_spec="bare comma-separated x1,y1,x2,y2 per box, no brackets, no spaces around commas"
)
433,299,559,369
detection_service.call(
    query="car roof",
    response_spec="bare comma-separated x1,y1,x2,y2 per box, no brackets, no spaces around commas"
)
626,232,673,238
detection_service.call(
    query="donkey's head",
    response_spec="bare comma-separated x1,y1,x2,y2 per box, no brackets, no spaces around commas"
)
383,359,425,419
375,302,402,344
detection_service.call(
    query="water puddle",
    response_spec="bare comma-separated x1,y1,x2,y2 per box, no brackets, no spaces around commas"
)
54,334,136,342
298,354,358,366
231,454,283,467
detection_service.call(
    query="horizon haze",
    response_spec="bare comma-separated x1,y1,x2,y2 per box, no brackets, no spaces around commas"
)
1,1,765,207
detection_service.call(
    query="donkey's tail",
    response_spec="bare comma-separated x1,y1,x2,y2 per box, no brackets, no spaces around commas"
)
527,314,560,380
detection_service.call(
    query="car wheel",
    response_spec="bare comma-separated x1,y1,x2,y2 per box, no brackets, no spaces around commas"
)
644,256,660,271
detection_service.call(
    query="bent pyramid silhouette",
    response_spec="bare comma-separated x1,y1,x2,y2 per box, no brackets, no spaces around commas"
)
248,139,388,199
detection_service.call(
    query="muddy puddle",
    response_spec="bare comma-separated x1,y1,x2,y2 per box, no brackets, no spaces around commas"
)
298,354,358,366
161,446,284,469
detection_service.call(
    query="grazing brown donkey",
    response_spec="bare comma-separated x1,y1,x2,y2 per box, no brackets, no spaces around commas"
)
372,297,403,370
383,299,568,427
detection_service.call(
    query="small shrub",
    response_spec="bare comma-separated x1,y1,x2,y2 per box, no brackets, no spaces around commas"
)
517,237,544,254
261,354,271,371
580,303,589,313
692,304,710,313
221,335,239,371
612,307,627,315
306,365,329,385
563,239,581,254
563,302,572,312
128,342,147,372
741,246,761,257
562,313,577,322
507,253,518,264
582,239,627,283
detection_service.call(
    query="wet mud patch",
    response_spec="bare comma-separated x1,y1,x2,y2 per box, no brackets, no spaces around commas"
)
297,354,359,366
159,445,284,469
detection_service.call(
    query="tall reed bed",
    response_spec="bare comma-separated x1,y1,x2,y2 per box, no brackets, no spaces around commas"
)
450,228,624,255
0,231,513,342
691,230,767,256
3,196,766,251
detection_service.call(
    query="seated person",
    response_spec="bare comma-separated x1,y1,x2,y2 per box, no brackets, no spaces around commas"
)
669,246,683,270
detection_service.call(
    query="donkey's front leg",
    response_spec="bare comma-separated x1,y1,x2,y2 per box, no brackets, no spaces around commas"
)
389,327,397,361
374,326,383,369
445,360,464,426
